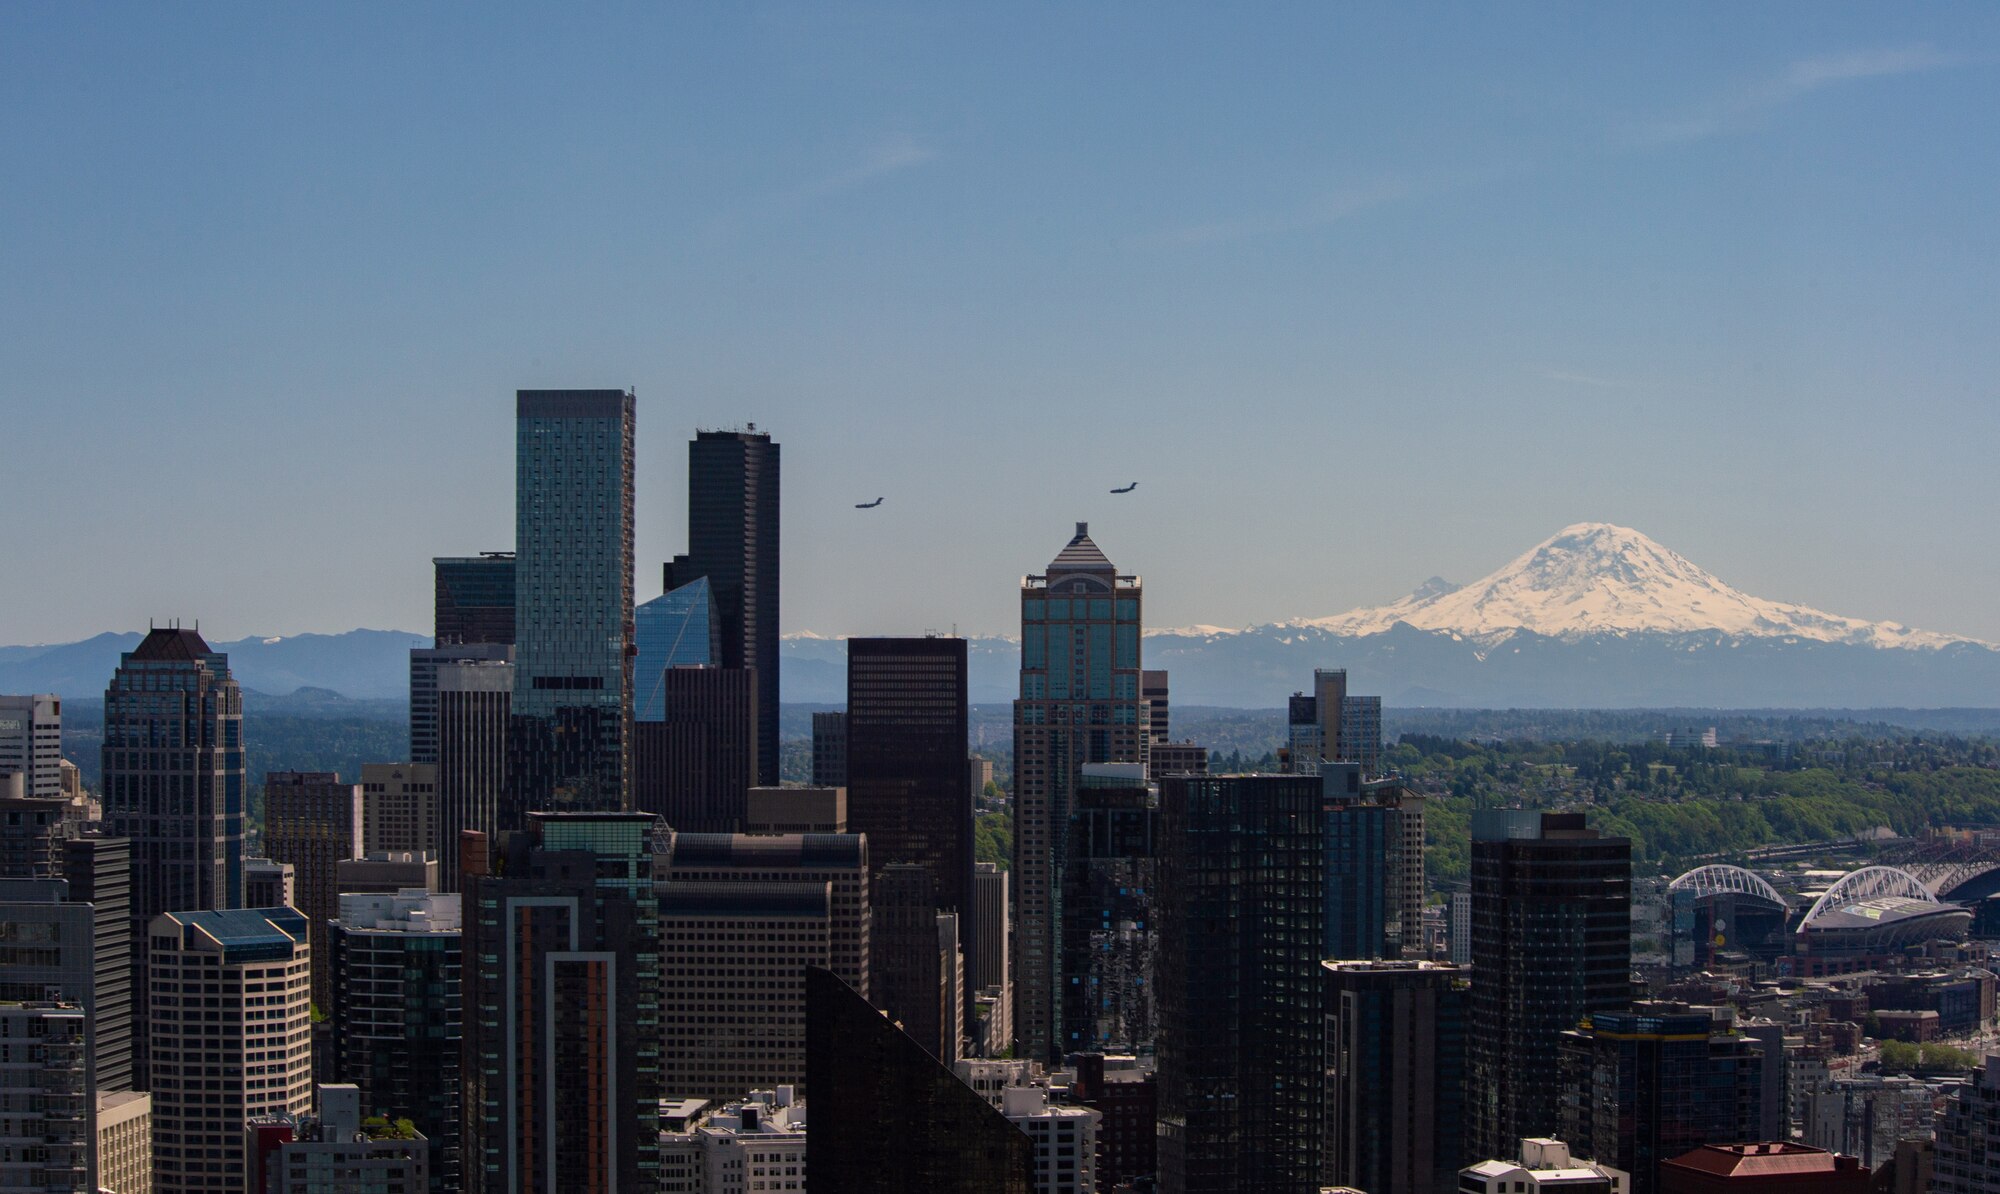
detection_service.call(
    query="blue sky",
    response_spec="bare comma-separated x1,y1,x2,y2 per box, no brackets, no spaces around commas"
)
3,4,1996,643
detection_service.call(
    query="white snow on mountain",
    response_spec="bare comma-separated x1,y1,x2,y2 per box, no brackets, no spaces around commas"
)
1294,522,1983,650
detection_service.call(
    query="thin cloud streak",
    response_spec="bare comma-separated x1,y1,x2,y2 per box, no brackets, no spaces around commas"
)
1154,177,1414,247
1638,45,1964,145
702,135,935,243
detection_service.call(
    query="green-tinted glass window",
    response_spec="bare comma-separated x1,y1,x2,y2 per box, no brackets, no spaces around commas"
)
1116,625,1138,669
1117,599,1139,620
1089,598,1113,619
1023,599,1045,622
1023,626,1047,669
1047,599,1071,621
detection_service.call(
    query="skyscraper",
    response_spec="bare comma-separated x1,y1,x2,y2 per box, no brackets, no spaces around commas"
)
147,907,314,1194
632,577,718,720
262,770,364,1009
847,636,972,943
101,625,244,1087
1323,960,1469,1194
873,862,964,1062
433,552,517,647
461,812,661,1194
409,641,512,767
1156,773,1326,1194
665,428,780,786
812,710,849,787
0,693,62,798
509,390,636,822
1061,763,1160,1057
1322,764,1428,960
1467,809,1633,1162
434,656,511,888
359,761,437,856
632,666,755,832
1014,523,1145,1061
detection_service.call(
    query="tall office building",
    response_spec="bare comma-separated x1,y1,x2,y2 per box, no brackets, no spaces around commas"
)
263,771,363,1005
461,812,661,1194
1341,695,1383,775
434,553,517,646
0,693,62,798
662,832,871,995
1560,1005,1768,1194
1141,670,1170,749
62,836,135,1096
969,862,1009,997
805,967,1033,1194
873,863,964,1062
328,890,462,1193
665,428,780,786
434,657,511,888
847,637,972,938
1061,764,1159,1056
409,643,512,767
1322,765,1428,959
632,666,755,832
1156,774,1326,1194
1467,810,1633,1162
1013,523,1145,1061
633,578,718,718
1323,960,1469,1194
147,907,314,1194
812,711,849,787
359,762,437,856
509,390,636,822
101,626,244,1088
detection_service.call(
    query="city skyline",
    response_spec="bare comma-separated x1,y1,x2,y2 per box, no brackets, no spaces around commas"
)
4,6,1999,645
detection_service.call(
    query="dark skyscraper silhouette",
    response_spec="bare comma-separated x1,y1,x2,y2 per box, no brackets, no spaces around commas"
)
508,391,636,822
806,967,1032,1194
433,553,517,646
846,636,972,928
101,626,243,1087
665,428,779,786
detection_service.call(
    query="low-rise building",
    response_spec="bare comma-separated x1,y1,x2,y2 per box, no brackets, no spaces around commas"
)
246,1084,428,1194
1460,1138,1629,1194
96,1089,153,1194
1002,1084,1100,1194
658,1089,806,1194
1659,1141,1869,1193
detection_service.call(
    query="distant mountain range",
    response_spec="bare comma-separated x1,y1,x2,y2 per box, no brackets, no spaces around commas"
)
9,524,2000,708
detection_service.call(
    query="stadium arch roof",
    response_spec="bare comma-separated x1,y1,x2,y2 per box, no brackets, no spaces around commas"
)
1797,866,1939,930
1669,864,1787,907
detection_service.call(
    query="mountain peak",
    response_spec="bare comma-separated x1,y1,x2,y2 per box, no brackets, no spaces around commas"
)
1297,524,1981,650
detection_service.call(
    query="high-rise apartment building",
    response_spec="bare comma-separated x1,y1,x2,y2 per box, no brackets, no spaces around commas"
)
812,711,848,787
1285,669,1384,775
664,428,780,788
147,907,313,1194
1322,765,1427,959
805,967,1033,1194
433,657,511,888
847,636,972,940
1156,774,1326,1194
101,626,244,1088
1932,1052,2000,1193
434,553,516,647
263,771,363,1009
0,693,62,799
1341,694,1383,774
1014,523,1145,1061
0,794,73,878
359,763,437,856
1323,960,1469,1194
328,890,461,1193
0,857,133,1107
62,836,135,1096
1560,1006,1768,1194
0,1001,90,1193
409,642,512,768
632,666,755,832
461,812,661,1194
509,390,636,822
1467,810,1633,1162
1061,764,1160,1056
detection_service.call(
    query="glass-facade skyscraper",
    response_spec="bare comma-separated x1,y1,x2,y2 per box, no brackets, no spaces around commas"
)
633,577,716,722
509,390,636,823
1013,522,1145,1062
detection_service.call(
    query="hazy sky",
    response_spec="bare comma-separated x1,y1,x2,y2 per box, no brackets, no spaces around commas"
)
4,4,1997,645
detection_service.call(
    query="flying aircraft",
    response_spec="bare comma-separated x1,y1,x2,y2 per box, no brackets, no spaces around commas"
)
855,497,884,509
1110,482,1138,494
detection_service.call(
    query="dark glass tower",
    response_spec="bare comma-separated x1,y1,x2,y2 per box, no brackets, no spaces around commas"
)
666,428,779,786
434,553,517,646
462,812,661,1194
1323,960,1468,1194
1060,766,1159,1056
846,636,972,929
1156,773,1325,1194
509,390,636,822
806,967,1033,1194
101,626,243,1087
1467,810,1633,1162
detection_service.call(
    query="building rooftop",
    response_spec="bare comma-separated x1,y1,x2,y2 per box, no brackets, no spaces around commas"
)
1663,1141,1861,1177
129,626,215,663
161,907,307,962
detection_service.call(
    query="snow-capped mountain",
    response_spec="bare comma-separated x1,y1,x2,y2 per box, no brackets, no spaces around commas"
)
1297,522,1980,650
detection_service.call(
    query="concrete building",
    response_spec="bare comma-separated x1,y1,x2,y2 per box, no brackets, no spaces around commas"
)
1002,1084,1101,1194
328,890,461,1192
969,756,994,802
1141,669,1170,749
1461,1139,1629,1193
247,1084,429,1194
1323,960,1468,1194
0,1001,90,1194
1467,811,1632,1161
1072,1054,1155,1191
335,851,439,895
657,1089,806,1194
1934,1056,2000,1193
662,831,870,995
1146,741,1208,778
1156,774,1325,1194
461,812,662,1194
0,693,62,799
1013,524,1146,1063
811,711,847,788
147,907,314,1194
263,771,363,1008
664,428,782,789
95,1089,152,1194
359,763,437,856
101,627,245,1087
243,857,295,908
1806,1075,1937,1171
745,786,846,833
433,656,510,888
508,390,637,821
408,642,513,768
0,866,134,1117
